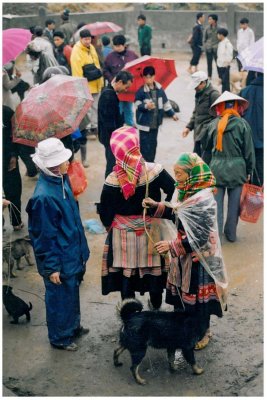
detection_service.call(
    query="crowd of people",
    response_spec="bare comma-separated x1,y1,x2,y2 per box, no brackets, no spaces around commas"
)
2,9,263,360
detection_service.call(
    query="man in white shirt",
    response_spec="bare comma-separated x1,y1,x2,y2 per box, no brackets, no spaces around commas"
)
217,28,233,92
236,18,255,71
237,17,255,54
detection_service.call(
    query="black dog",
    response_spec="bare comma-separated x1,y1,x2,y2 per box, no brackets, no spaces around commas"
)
2,285,32,324
114,299,203,385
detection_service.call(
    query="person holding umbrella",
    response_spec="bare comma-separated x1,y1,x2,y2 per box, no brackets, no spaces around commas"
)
240,72,264,186
26,138,90,351
26,41,59,85
103,34,138,126
135,65,178,162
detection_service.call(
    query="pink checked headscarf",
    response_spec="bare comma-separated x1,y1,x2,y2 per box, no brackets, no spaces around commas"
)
110,126,143,200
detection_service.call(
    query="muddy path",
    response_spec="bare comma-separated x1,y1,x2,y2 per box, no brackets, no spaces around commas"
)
2,52,263,397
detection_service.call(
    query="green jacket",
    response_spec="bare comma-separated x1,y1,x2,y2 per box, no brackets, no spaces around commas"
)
138,25,152,48
204,25,219,52
204,116,255,188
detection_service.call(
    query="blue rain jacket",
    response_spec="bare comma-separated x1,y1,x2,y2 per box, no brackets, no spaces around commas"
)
26,173,90,279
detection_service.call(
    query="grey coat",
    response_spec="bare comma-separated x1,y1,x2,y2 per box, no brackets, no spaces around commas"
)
2,71,21,111
186,83,220,142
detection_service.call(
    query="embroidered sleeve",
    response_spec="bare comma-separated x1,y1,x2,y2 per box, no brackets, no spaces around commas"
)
168,237,186,258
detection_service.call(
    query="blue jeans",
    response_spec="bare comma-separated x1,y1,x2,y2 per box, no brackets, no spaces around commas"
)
215,186,243,242
139,129,159,162
119,101,134,126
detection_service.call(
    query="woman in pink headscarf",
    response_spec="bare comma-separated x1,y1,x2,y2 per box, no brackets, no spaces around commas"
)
98,126,175,309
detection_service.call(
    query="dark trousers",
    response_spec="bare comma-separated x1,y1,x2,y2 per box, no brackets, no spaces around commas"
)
215,186,243,242
217,66,230,92
105,145,116,178
253,148,264,186
190,46,202,66
140,45,151,56
140,128,159,162
3,166,22,226
193,140,202,157
206,49,218,78
17,144,38,177
44,275,81,347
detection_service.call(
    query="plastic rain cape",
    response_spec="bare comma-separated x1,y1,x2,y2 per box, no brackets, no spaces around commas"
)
165,188,228,310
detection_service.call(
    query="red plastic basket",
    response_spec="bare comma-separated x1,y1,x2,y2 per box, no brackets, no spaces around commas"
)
240,183,264,223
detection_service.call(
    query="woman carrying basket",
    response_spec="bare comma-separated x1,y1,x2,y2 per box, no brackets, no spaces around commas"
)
203,91,255,242
98,126,176,309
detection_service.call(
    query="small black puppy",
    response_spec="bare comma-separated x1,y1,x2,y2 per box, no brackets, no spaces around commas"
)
3,236,34,278
114,299,203,385
2,285,32,324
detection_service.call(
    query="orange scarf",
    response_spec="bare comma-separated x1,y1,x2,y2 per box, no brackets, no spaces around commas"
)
216,106,240,152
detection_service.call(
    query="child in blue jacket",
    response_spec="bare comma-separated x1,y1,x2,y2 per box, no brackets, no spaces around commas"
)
26,138,90,351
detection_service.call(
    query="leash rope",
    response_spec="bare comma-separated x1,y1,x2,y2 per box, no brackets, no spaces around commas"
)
142,164,156,244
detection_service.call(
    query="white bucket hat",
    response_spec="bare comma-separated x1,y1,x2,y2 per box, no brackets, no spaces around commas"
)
189,71,208,89
210,91,249,115
32,138,72,170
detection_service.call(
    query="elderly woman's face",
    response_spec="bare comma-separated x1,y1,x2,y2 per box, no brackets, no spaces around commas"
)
174,165,189,186
59,160,70,175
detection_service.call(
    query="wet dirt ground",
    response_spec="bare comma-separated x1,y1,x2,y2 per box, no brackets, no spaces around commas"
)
2,52,263,397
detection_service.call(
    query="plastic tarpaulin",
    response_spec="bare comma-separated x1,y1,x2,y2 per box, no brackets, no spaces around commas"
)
165,188,228,308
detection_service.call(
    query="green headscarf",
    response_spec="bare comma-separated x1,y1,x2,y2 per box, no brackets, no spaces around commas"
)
175,152,216,201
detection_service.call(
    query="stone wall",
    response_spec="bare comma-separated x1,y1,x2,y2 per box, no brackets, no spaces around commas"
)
3,3,263,52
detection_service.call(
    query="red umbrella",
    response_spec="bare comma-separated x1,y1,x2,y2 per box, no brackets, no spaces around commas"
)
3,28,32,65
118,56,178,102
77,21,122,36
12,75,94,147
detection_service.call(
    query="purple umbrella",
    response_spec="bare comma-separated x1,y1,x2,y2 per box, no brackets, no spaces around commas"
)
237,37,264,73
3,28,32,65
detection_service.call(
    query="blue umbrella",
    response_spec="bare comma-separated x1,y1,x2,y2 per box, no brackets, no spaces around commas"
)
237,37,264,73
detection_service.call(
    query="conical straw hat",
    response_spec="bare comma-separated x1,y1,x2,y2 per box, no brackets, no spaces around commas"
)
210,90,249,115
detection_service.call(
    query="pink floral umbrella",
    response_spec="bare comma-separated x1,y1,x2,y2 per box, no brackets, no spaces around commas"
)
3,28,32,65
12,75,94,147
77,21,122,36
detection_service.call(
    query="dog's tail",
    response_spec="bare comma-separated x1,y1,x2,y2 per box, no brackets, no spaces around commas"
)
116,298,143,321
28,302,33,311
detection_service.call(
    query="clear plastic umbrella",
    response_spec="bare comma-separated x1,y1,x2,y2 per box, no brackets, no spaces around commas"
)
237,37,264,73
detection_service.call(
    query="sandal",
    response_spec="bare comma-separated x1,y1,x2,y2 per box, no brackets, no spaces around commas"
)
195,334,210,351
13,222,24,231
207,330,213,339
